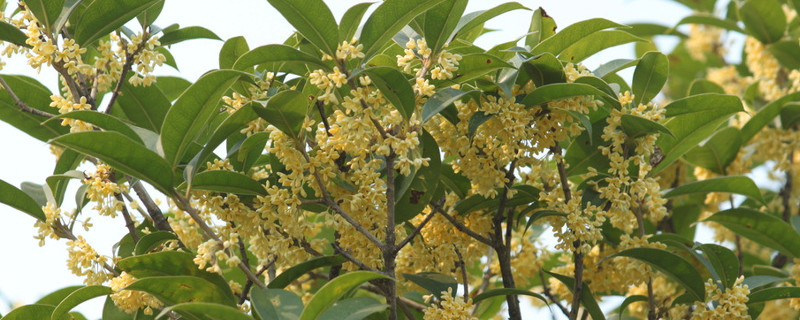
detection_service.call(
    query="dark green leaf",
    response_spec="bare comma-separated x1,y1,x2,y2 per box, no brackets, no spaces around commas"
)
318,297,387,320
521,52,565,87
136,0,163,27
705,208,800,258
186,170,266,196
50,131,173,194
547,272,606,320
26,0,64,34
472,288,548,304
421,88,477,123
0,178,46,221
608,248,706,301
158,302,254,320
664,176,764,204
251,288,304,320
233,44,329,74
741,92,800,143
160,69,248,168
0,20,31,47
618,295,648,319
134,231,178,255
683,127,743,174
360,0,448,60
0,75,68,142
268,255,347,289
51,285,113,320
740,0,786,44
675,14,745,33
125,276,235,306
417,0,468,54
267,0,339,56
401,272,457,299
72,0,162,46
253,90,308,140
781,102,800,129
362,67,416,120
45,111,144,143
454,2,529,43
522,82,619,109
219,36,250,70
159,26,221,46
532,18,627,56
299,271,389,320
525,7,557,47
233,132,269,173
448,53,513,84
394,130,441,223
559,30,645,63
748,287,800,303
338,3,372,42
565,120,609,177
620,114,674,139
696,244,739,288
115,78,170,133
632,51,668,106
188,104,258,180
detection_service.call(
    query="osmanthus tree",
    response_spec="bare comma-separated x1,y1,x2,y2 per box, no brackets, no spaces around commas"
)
2,0,800,319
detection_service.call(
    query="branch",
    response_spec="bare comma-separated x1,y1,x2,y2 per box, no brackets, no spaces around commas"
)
394,208,436,253
432,203,493,246
0,75,56,118
116,193,140,242
552,144,582,320
331,242,380,273
453,245,469,303
131,180,175,234
105,32,150,114
538,269,569,317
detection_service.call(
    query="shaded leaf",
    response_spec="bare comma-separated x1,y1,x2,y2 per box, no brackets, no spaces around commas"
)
402,272,457,299
134,231,178,255
268,255,347,289
547,272,606,320
253,90,308,140
472,288,548,304
620,114,674,139
608,248,706,301
299,271,389,320
0,75,68,142
158,302,254,320
318,297,388,320
0,20,31,47
267,0,339,56
696,244,739,288
522,82,619,109
115,77,171,133
683,126,743,174
252,288,303,320
521,52,565,87
421,88,477,123
362,67,415,120
705,208,800,258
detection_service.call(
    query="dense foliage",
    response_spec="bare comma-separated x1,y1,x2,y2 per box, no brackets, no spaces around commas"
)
1,0,800,319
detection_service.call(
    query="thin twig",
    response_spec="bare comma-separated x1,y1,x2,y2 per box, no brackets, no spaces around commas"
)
394,208,436,253
105,32,149,114
0,75,56,118
116,193,140,242
453,245,469,303
432,204,493,246
538,269,569,316
331,242,380,273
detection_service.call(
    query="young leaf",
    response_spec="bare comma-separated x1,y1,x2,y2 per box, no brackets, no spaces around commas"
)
705,208,800,258
608,248,706,301
268,255,347,289
158,302,254,320
125,276,236,306
663,176,764,204
360,0,448,60
402,272,458,299
267,0,339,57
233,44,330,74
72,0,162,46
159,26,221,46
251,288,304,320
253,90,308,140
186,170,266,196
26,0,65,35
160,69,248,168
417,0,468,54
338,2,373,42
740,0,786,44
631,51,668,106
0,178,47,221
362,67,415,120
299,271,389,320
51,285,113,320
531,18,627,56
318,297,388,320
472,288,548,304
50,132,174,194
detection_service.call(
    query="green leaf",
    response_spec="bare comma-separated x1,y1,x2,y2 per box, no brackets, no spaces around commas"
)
564,121,609,177
417,0,468,54
72,0,162,46
664,93,743,118
394,130,441,223
251,288,304,320
360,0,448,60
627,23,687,38
219,36,250,70
45,170,83,206
45,111,144,143
21,181,48,207
134,231,178,255
161,69,248,168
401,272,457,299
525,7,557,47
362,67,415,120
114,78,171,133
705,208,800,258
185,170,266,195
472,288,548,304
767,40,800,69
688,79,726,95
101,296,134,320
608,248,705,301
267,0,339,56
781,102,800,129
1,304,61,320
631,51,668,106
136,0,163,27
620,114,674,139
663,176,764,204
748,287,800,303
299,271,389,320
0,75,68,142
156,76,192,101
0,20,31,47
546,272,606,320
188,103,258,180
521,52,565,87
158,302,254,320
159,26,221,46
675,14,745,33
618,295,648,319
268,255,347,289
254,90,309,140
318,297,387,320
26,0,65,35
740,0,786,44
50,131,174,193
532,18,627,56
0,178,46,221
696,244,739,289
51,285,113,320
454,3,529,43
559,30,645,63
522,82,619,109
683,127,743,174
36,286,84,306
741,92,800,143
447,53,513,84
125,276,235,306
338,2,372,42
421,88,477,123
233,44,329,74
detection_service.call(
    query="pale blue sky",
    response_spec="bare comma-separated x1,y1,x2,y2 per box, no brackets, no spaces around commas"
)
0,1,692,318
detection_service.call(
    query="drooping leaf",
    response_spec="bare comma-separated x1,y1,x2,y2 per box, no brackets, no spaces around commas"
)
266,0,339,56
0,75,68,142
362,67,416,120
268,255,347,289
158,302,254,320
133,231,178,255
0,178,47,221
50,131,174,194
72,0,162,46
160,69,248,168
251,288,304,320
338,2,373,42
185,170,266,196
402,272,458,299
51,285,113,320
663,176,764,204
318,297,387,320
360,0,448,60
531,18,627,56
472,288,548,304
705,208,800,258
608,248,706,301
253,90,308,140
631,51,668,106
125,276,236,307
546,272,606,320
159,26,221,46
740,0,786,44
299,271,389,320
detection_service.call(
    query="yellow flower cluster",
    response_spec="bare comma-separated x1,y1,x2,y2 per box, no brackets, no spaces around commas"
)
50,95,93,132
33,202,65,246
66,235,110,285
109,271,163,314
83,164,129,218
686,24,724,62
745,37,784,102
689,276,750,320
126,33,166,87
422,289,478,320
323,39,365,61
